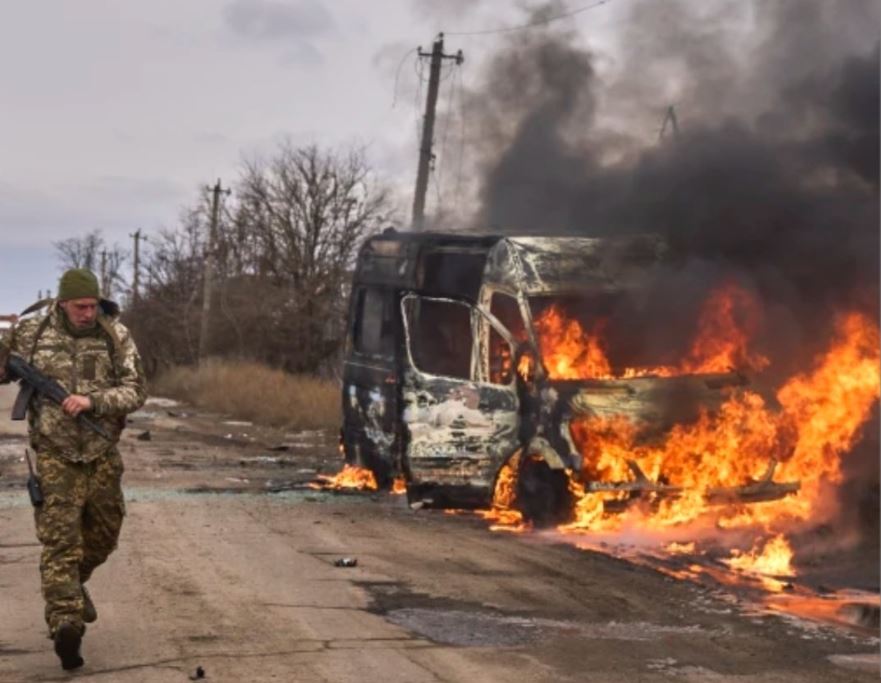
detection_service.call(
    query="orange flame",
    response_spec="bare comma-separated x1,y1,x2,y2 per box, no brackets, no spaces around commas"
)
665,541,697,555
479,284,879,596
476,459,528,532
680,282,769,374
725,534,795,578
533,283,770,380
535,311,615,379
309,465,378,491
391,477,407,495
562,311,879,533
517,353,534,380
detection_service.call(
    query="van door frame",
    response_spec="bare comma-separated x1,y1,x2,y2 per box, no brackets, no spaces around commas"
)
341,285,400,485
398,293,522,497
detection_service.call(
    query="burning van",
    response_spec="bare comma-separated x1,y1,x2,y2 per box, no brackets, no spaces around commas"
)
341,229,802,524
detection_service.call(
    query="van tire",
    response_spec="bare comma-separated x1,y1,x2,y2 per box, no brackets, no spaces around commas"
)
515,457,574,527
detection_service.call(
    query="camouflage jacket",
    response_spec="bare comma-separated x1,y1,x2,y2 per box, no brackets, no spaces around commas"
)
3,302,146,462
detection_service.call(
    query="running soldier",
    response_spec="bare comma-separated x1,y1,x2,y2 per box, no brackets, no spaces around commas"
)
0,268,146,670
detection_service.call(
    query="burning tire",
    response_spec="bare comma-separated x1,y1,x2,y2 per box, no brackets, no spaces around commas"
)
515,456,574,527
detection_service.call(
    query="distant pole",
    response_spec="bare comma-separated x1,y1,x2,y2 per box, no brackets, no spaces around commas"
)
131,230,142,305
659,105,680,142
198,179,230,364
100,249,108,297
411,34,463,231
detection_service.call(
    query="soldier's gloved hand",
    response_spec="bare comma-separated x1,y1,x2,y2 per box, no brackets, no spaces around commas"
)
62,395,92,417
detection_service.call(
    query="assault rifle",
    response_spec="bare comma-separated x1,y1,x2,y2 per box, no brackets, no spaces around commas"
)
5,353,110,439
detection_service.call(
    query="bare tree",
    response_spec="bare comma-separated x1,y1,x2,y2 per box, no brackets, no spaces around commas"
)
125,216,205,371
223,143,390,370
54,230,103,271
220,144,389,370
53,230,128,299
102,246,128,300
126,141,391,375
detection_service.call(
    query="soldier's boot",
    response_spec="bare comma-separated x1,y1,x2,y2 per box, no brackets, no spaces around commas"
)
53,623,84,671
82,585,97,623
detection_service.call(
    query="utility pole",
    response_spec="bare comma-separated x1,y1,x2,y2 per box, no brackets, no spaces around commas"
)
130,230,142,305
411,33,463,231
659,105,680,142
198,179,230,364
100,249,108,297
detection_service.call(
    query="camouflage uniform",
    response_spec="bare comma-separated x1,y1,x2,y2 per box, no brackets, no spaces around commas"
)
3,302,146,636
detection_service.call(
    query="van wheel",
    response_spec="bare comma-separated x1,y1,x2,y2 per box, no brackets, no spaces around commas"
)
515,457,574,527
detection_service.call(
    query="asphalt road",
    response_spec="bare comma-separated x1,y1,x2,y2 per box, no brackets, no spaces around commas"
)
0,385,877,682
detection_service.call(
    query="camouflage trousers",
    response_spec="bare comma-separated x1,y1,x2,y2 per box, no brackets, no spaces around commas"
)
33,449,125,635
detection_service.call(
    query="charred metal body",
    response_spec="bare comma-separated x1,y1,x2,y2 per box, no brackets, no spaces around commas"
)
341,229,798,520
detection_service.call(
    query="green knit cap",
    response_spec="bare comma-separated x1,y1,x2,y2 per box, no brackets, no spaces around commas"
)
58,268,100,301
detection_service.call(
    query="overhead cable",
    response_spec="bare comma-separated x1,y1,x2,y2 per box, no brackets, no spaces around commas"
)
444,0,612,37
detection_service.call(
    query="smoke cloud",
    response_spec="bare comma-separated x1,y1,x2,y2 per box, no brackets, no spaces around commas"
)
459,0,879,540
462,0,878,347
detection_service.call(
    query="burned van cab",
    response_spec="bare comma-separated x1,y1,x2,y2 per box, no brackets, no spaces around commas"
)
342,230,797,523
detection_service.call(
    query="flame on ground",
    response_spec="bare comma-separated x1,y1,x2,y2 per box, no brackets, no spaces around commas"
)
724,534,795,578
309,465,378,491
665,541,697,555
391,477,407,495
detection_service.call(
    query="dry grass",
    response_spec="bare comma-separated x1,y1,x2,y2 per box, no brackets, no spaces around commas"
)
152,360,341,431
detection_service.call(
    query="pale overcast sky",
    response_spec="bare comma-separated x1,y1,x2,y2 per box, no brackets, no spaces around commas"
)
0,0,635,313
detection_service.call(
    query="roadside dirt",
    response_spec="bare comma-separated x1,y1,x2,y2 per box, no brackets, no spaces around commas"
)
0,385,877,682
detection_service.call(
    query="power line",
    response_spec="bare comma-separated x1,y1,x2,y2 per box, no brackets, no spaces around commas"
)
454,64,466,203
391,47,418,109
433,58,461,216
445,0,612,37
413,56,425,145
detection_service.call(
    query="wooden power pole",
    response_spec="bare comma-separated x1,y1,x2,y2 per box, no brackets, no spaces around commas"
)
100,249,108,297
198,179,230,364
130,230,142,305
411,34,463,231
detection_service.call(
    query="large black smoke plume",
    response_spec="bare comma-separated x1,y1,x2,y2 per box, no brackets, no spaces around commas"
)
460,0,879,541
466,0,878,337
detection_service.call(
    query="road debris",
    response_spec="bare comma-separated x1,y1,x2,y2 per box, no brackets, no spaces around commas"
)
334,557,358,567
